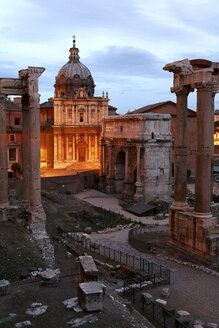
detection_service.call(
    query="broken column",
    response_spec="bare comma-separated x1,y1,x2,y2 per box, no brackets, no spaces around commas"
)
0,94,8,221
19,67,45,219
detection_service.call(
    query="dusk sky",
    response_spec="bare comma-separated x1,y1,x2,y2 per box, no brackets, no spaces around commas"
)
1,0,219,114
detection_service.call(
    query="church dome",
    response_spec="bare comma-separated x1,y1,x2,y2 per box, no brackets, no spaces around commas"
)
54,38,95,98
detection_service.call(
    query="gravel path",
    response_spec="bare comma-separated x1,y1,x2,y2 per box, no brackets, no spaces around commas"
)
88,228,219,324
75,190,219,325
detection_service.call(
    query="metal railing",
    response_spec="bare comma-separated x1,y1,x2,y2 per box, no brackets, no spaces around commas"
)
66,233,170,285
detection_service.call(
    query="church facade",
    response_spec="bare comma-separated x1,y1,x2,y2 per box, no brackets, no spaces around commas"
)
40,38,114,169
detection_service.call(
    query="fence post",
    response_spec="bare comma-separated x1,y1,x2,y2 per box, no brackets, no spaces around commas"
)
152,302,155,320
164,309,166,328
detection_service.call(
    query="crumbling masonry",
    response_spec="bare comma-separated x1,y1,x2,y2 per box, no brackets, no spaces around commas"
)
0,67,55,267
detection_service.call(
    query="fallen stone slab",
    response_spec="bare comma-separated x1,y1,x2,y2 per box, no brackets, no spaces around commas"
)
0,279,10,296
155,299,167,307
176,310,191,322
62,297,83,312
40,268,60,286
15,321,32,327
194,325,204,328
207,323,218,328
79,256,98,282
25,303,48,317
67,314,98,327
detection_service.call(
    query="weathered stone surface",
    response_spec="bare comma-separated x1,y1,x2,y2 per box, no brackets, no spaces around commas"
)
0,279,10,296
25,303,48,316
67,314,98,327
142,292,153,304
155,298,167,307
176,310,191,322
15,321,32,327
194,325,204,328
161,287,169,299
78,281,105,312
206,323,218,328
79,255,98,282
62,297,83,312
40,268,60,286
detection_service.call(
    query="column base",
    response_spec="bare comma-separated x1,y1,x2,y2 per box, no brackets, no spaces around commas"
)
122,180,133,200
106,176,115,194
29,205,46,222
171,201,190,211
169,207,218,263
133,182,144,203
98,173,106,192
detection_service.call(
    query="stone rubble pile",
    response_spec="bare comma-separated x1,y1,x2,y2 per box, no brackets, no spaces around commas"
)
25,303,48,317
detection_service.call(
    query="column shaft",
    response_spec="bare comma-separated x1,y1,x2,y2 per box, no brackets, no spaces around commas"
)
173,88,190,209
0,95,8,206
22,96,30,205
125,144,130,181
100,140,104,174
194,85,213,214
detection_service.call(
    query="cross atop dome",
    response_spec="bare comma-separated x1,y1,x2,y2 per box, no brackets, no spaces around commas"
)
69,36,80,62
72,35,76,48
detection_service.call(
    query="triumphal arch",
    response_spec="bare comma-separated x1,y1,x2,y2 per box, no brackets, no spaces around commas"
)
164,58,219,265
0,67,45,222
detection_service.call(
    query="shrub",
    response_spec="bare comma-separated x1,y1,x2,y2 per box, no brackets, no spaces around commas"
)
11,162,21,174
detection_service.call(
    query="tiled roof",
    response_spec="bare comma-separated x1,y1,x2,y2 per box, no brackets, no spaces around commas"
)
129,100,196,117
6,101,22,112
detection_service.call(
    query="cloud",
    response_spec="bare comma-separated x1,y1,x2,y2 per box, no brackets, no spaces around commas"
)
85,46,166,78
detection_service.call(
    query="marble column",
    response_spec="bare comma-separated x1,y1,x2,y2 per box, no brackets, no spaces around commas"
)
172,87,191,210
194,83,214,216
21,94,30,206
122,142,132,200
134,142,144,202
0,94,9,216
99,139,106,191
57,134,60,161
95,135,98,160
54,134,58,162
66,135,69,160
72,135,76,160
19,67,45,214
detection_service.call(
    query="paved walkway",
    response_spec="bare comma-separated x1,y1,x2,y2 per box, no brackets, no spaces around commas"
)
75,190,168,225
75,189,219,325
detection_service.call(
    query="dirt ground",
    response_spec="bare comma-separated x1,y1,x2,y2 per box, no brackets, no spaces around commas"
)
0,183,153,328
